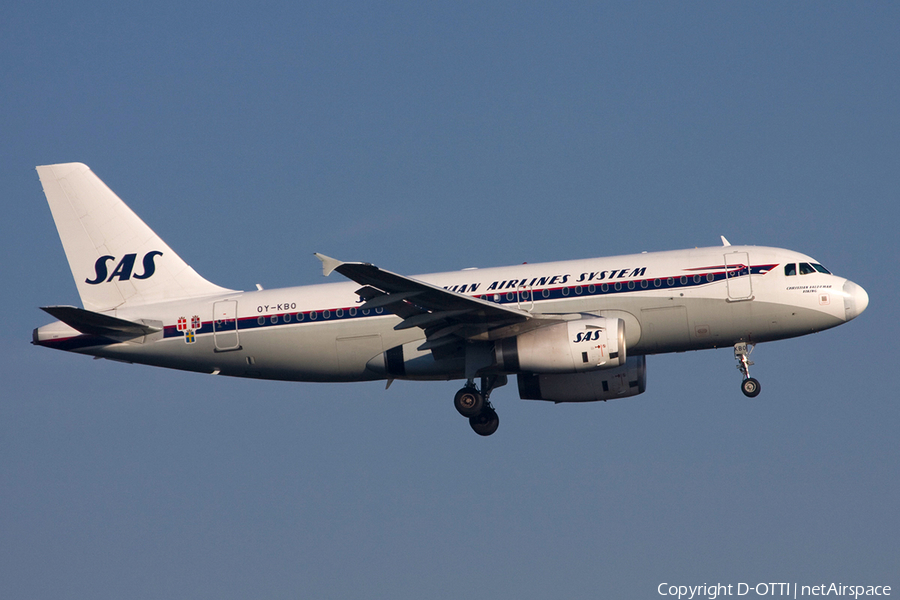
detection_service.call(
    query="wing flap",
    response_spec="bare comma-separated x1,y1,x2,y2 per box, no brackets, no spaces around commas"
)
394,310,469,330
359,290,424,311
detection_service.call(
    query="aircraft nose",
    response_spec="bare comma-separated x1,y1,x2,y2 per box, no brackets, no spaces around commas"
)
842,280,869,321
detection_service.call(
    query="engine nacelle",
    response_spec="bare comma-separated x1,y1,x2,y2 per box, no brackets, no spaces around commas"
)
517,355,646,402
495,317,626,374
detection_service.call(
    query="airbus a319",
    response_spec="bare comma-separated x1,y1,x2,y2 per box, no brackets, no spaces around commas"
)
33,163,869,435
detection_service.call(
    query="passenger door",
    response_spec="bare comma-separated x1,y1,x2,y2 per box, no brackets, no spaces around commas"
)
725,251,753,300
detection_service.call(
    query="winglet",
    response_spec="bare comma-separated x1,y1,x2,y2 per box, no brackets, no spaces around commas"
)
720,236,731,247
314,253,343,277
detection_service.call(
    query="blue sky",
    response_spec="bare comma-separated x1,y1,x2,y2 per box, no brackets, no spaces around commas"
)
2,3,897,598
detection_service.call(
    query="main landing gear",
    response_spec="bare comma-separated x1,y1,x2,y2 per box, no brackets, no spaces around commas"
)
454,375,506,436
734,342,761,398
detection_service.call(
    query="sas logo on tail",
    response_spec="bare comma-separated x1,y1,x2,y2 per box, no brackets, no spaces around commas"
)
85,251,163,285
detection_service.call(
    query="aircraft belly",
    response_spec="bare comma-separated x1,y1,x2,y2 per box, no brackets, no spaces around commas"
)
335,334,384,377
619,297,844,354
88,335,232,375
85,320,390,383
640,305,691,353
238,321,376,382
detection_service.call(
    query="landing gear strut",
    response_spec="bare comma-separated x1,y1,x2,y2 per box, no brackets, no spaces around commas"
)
454,374,506,436
734,342,761,398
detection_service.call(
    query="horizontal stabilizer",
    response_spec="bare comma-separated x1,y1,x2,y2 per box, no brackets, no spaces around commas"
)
41,305,161,338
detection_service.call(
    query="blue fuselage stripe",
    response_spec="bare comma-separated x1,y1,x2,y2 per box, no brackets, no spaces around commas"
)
161,264,776,339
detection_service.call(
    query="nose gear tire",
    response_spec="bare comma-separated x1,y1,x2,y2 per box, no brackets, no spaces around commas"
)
741,377,761,398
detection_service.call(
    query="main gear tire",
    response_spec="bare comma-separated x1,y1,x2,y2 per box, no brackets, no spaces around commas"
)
454,387,484,418
469,407,499,436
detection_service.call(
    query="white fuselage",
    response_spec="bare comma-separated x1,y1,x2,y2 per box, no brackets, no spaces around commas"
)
35,244,867,383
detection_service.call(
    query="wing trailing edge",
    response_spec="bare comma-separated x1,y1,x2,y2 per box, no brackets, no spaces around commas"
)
313,254,568,356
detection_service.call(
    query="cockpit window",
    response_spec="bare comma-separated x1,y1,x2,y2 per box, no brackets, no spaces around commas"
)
786,262,831,277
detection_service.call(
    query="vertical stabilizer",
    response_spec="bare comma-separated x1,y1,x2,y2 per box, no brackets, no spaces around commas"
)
36,163,232,311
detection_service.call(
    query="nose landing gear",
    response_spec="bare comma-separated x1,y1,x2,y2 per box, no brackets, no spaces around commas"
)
735,342,761,398
454,375,506,436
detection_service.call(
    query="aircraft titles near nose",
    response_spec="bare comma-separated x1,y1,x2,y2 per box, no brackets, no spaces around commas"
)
786,284,833,293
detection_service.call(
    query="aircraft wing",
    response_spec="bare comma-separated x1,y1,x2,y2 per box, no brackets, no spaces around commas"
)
315,254,562,353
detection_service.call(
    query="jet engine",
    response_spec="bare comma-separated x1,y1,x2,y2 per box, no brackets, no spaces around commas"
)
517,355,646,402
495,317,625,374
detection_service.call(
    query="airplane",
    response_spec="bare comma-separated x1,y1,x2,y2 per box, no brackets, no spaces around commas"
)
32,163,869,436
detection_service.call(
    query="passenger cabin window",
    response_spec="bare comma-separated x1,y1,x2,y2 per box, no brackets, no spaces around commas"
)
784,264,796,276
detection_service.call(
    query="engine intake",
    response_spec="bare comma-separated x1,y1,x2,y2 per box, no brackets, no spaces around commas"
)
495,317,626,374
